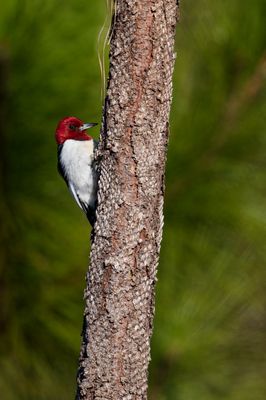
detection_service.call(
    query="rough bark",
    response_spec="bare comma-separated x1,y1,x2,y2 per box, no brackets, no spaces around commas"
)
76,1,179,398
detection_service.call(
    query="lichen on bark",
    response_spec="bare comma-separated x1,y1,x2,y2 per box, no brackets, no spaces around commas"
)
76,1,179,398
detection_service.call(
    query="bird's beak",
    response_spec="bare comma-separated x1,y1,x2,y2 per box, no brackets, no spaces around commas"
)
79,123,98,131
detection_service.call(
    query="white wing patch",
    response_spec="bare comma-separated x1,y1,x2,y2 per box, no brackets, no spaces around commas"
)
59,139,97,213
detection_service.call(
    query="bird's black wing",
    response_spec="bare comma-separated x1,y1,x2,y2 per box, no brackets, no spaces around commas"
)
57,145,68,182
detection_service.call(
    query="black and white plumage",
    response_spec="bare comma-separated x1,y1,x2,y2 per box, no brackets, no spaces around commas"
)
55,116,98,225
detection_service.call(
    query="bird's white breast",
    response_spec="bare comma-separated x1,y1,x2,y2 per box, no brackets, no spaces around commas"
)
60,139,96,209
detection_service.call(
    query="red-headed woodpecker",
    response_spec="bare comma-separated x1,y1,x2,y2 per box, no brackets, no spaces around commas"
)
55,116,98,225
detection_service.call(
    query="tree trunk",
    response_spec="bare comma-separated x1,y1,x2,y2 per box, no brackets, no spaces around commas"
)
76,1,179,398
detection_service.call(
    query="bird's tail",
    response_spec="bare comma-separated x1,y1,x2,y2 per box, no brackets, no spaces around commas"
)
86,206,96,226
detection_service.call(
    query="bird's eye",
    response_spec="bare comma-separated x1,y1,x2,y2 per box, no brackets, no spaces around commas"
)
69,124,76,131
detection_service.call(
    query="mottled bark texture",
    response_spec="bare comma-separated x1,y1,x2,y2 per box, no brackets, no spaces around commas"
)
76,1,178,398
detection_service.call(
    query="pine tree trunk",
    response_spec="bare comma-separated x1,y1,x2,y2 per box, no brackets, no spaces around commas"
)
76,1,179,398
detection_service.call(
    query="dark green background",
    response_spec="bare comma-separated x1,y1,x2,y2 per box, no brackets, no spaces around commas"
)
0,1,265,399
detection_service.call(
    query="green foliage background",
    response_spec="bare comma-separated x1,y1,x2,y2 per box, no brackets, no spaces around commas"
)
0,1,265,399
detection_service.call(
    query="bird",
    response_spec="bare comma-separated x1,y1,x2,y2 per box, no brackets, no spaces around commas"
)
55,116,98,225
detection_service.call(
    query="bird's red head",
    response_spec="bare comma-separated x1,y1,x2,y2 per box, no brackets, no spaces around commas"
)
55,116,97,145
